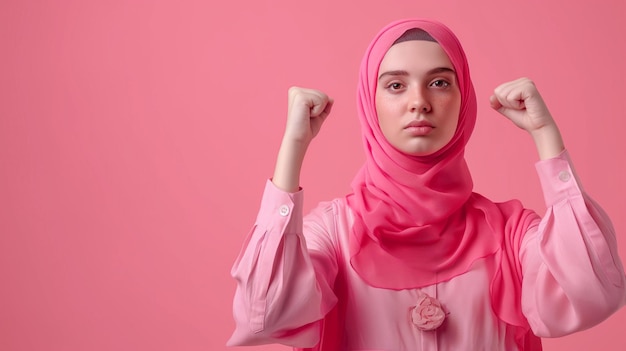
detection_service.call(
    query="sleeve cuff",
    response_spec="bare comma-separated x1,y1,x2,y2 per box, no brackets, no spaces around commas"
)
535,149,584,206
255,179,304,234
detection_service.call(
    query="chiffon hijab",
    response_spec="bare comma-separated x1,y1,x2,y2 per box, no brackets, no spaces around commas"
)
343,18,540,345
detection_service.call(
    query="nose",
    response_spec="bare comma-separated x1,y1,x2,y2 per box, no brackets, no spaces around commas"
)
409,87,431,113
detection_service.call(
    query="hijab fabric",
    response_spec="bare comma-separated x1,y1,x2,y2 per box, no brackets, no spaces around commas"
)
345,18,541,349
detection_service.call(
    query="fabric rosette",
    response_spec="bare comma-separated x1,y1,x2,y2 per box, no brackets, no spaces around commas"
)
409,292,446,331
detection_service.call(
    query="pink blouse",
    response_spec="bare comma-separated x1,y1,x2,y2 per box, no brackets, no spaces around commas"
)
227,151,626,350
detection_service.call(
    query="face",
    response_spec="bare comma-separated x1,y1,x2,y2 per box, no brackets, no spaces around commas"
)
375,40,461,157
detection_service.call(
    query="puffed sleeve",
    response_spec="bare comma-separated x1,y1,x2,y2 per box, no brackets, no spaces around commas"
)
227,180,339,347
520,150,626,337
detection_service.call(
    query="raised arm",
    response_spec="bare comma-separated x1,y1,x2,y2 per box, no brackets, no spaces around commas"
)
228,87,338,347
491,78,626,336
273,87,333,192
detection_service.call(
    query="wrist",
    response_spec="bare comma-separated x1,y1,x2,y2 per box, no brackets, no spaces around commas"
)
272,139,308,192
530,123,565,160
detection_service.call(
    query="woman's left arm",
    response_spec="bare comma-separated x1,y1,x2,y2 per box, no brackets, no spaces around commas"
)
491,78,626,336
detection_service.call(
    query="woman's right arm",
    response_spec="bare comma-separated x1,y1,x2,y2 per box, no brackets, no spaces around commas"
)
227,88,337,347
272,87,333,192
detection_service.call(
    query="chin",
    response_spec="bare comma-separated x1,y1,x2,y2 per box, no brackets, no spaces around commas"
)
401,149,438,157
400,144,445,157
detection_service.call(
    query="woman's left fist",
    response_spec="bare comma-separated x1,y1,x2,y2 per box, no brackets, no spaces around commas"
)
490,77,555,133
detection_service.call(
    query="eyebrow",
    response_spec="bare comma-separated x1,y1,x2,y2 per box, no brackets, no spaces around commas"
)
378,67,455,81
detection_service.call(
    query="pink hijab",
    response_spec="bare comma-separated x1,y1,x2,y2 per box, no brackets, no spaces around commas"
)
344,18,541,348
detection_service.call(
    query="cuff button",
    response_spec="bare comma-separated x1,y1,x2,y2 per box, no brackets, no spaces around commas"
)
279,205,290,216
558,171,571,182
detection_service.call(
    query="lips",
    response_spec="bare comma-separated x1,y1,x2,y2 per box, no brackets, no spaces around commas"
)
404,120,434,129
404,120,434,136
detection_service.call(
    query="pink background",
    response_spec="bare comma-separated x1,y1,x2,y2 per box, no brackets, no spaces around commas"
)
1,1,625,350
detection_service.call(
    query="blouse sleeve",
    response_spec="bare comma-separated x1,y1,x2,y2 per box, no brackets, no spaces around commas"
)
227,180,339,347
520,150,626,337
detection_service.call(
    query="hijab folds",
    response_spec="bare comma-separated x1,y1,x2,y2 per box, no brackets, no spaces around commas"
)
346,18,540,345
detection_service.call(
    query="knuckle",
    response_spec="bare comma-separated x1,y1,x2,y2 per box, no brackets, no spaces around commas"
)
288,86,306,97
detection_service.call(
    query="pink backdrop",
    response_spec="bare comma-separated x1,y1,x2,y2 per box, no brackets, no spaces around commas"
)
1,1,625,350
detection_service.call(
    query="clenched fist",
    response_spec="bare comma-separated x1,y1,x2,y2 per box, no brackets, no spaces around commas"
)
284,87,334,145
489,78,555,133
489,78,564,159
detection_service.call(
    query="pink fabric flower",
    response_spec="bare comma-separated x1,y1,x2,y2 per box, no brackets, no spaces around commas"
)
409,292,446,331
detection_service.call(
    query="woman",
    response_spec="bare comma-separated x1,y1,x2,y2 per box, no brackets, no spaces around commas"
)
227,18,626,350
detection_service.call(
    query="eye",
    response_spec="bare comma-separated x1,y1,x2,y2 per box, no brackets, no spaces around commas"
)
430,79,450,88
386,82,404,91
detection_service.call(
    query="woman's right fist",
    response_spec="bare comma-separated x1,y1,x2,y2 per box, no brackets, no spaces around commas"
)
284,87,333,145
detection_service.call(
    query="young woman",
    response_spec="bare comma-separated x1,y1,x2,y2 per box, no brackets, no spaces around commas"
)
227,18,626,350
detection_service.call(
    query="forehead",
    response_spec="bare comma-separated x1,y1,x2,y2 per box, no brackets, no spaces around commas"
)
379,40,454,72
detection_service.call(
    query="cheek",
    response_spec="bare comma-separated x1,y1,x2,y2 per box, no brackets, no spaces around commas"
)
449,101,461,137
375,98,396,128
434,94,461,139
441,94,461,122
377,94,405,114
